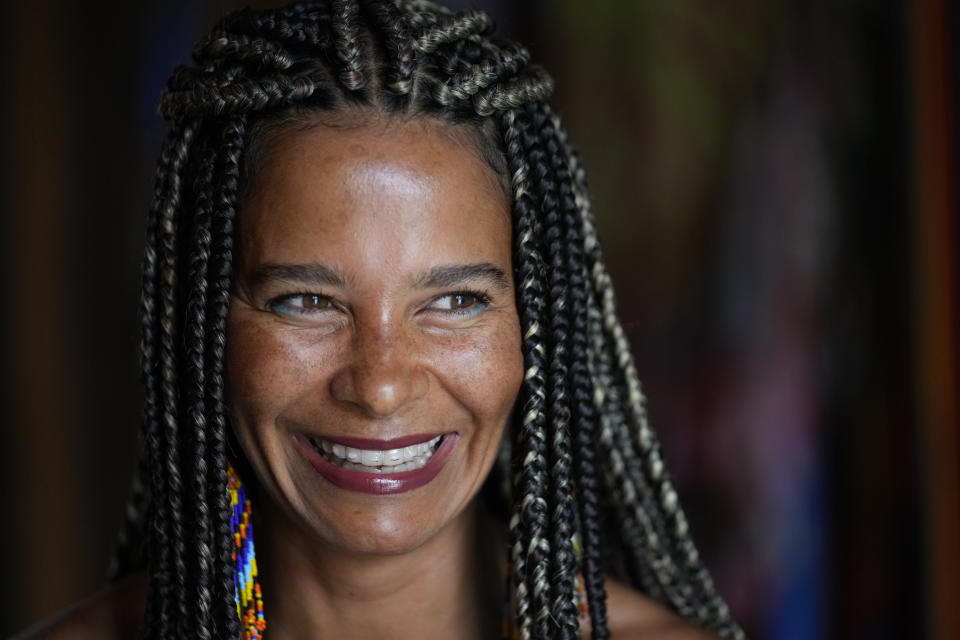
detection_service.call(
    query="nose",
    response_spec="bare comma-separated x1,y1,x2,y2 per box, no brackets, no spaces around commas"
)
329,321,429,418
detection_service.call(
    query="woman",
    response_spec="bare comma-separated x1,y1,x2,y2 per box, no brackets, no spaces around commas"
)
19,1,745,638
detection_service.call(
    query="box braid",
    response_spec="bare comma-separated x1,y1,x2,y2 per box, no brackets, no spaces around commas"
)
108,2,744,638
516,101,580,639
544,108,610,639
501,106,555,639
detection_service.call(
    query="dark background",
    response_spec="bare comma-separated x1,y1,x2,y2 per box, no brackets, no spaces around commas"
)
1,1,957,639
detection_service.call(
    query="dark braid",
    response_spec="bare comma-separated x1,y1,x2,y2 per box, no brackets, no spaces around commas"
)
435,43,529,106
501,106,554,639
109,120,192,584
157,118,195,638
362,0,415,99
522,101,580,637
412,9,492,54
114,2,745,638
193,32,296,71
183,138,218,638
206,116,246,640
544,109,610,638
331,0,367,90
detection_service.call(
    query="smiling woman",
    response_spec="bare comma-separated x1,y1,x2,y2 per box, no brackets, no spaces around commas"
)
227,120,523,560
14,2,744,639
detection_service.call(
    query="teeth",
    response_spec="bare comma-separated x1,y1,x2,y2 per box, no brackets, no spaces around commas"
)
360,450,382,466
310,435,444,473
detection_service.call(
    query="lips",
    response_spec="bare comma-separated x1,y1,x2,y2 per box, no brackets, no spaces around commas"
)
293,432,459,495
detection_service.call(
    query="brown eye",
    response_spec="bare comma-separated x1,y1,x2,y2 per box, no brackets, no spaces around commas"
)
301,294,332,310
427,291,490,316
451,293,477,309
267,293,337,317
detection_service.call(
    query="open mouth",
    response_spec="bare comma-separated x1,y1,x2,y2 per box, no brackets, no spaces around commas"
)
305,435,445,474
293,431,460,495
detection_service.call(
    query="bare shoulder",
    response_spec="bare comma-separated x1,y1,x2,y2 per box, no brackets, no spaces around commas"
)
582,578,722,640
12,573,147,640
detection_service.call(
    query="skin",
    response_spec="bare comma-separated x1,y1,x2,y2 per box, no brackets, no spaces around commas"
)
227,117,523,639
13,116,721,640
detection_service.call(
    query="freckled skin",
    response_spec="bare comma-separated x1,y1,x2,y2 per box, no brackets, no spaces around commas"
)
225,117,522,637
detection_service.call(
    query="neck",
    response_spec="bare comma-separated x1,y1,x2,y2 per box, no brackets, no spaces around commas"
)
256,495,504,640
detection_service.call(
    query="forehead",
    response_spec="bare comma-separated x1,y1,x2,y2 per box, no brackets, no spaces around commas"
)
244,112,509,197
236,119,513,277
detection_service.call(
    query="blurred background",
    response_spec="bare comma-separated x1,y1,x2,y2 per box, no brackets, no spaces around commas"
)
1,0,957,638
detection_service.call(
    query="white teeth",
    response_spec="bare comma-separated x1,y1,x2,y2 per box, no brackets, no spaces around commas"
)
310,435,445,473
360,450,382,466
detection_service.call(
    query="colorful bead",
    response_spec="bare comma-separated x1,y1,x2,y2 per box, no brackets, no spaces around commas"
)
228,463,266,640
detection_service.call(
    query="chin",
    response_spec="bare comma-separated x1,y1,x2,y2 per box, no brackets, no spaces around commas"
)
290,492,475,559
329,520,440,556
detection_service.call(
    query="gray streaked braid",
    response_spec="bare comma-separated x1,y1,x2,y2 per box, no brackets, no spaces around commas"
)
434,43,530,104
501,105,555,639
412,9,493,54
331,0,367,90
193,32,296,70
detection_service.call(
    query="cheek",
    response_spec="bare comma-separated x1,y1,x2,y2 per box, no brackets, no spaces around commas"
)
432,319,524,425
226,312,316,425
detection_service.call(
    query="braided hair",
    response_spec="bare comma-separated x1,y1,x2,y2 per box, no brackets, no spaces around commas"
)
112,2,745,639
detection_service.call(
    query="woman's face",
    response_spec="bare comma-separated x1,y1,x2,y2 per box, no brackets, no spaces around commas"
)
226,117,522,555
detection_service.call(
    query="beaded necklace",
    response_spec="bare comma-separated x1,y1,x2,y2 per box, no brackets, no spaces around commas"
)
227,464,587,639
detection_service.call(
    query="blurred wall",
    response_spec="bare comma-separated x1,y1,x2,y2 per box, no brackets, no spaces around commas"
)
1,1,956,639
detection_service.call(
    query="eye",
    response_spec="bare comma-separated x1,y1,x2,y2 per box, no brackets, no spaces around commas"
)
267,293,337,317
427,291,491,316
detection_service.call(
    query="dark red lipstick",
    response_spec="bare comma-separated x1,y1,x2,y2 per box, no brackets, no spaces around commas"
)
293,432,459,495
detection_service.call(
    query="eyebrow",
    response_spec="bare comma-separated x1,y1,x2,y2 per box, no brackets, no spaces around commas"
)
247,263,350,288
246,262,510,291
412,263,511,291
